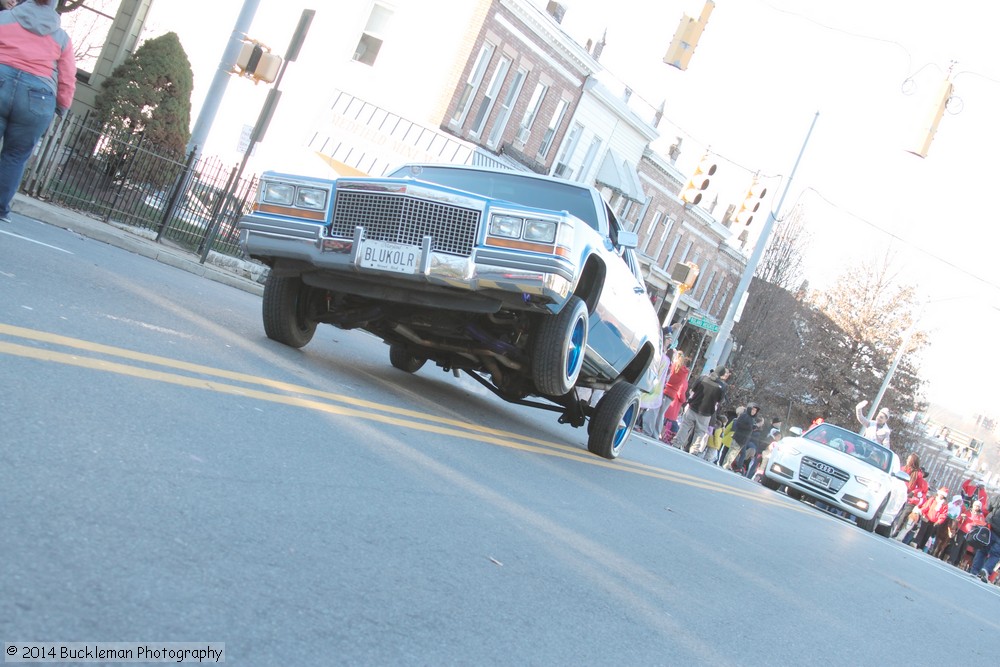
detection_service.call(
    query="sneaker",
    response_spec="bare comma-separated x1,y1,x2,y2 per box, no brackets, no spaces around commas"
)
0,214,10,223
979,569,989,582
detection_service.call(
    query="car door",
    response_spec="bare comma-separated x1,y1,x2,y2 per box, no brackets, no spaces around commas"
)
586,205,653,372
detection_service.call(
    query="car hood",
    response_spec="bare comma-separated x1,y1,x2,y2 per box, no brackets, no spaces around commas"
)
777,436,888,478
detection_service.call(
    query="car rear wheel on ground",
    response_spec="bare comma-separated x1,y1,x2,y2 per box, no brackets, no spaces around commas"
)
389,343,426,373
262,274,317,348
587,381,640,460
532,295,588,396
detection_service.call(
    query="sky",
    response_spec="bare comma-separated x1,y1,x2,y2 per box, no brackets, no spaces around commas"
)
130,0,1000,418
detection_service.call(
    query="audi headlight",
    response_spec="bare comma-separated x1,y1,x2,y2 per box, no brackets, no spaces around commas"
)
523,219,557,243
490,215,523,239
295,186,328,210
262,182,295,205
855,476,882,493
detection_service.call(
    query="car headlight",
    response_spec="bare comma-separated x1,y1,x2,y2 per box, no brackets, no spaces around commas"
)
855,476,882,494
262,182,295,205
295,186,328,210
489,215,523,239
523,219,557,243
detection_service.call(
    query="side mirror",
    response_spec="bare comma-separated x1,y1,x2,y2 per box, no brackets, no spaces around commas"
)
616,230,638,249
893,470,911,483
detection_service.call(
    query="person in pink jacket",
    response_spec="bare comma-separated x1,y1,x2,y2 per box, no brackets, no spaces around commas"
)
0,0,75,223
659,354,689,443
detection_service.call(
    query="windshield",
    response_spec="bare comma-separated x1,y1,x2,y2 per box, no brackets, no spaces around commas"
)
389,165,602,231
802,424,892,473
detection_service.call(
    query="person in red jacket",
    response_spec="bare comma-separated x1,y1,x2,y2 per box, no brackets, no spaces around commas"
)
960,478,988,509
949,500,987,568
892,455,928,538
912,487,951,551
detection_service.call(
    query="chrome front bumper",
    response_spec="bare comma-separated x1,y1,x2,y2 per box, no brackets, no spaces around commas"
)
239,214,576,307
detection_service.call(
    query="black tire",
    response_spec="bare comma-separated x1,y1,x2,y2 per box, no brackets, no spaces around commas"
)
262,273,317,348
587,381,640,460
532,296,588,396
761,475,781,491
857,496,888,533
786,488,803,501
389,344,426,373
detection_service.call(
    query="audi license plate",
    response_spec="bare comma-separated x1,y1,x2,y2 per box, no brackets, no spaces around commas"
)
809,470,831,487
359,239,418,274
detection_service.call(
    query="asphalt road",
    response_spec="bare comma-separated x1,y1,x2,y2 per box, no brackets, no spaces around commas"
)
2,214,999,666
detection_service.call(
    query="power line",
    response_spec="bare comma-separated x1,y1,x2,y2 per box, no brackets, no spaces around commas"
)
800,187,1000,293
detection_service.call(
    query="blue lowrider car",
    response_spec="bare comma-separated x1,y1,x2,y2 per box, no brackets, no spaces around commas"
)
238,164,662,459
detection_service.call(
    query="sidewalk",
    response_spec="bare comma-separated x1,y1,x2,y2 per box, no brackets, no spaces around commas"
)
10,193,266,297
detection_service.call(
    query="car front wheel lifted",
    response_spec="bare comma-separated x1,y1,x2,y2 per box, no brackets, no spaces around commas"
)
532,295,588,396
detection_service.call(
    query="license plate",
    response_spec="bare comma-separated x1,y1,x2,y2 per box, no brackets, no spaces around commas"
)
810,471,831,487
359,239,419,274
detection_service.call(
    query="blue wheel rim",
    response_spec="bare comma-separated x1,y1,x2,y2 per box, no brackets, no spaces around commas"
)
612,401,637,450
566,317,585,379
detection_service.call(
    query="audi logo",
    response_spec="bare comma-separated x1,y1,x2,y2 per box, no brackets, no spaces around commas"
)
811,461,836,475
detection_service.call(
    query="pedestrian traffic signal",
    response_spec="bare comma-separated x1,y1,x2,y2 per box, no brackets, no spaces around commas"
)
663,1,715,71
235,40,282,84
732,179,768,226
670,261,699,289
681,155,717,206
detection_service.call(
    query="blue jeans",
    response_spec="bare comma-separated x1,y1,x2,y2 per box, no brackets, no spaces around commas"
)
971,532,1000,575
0,64,57,217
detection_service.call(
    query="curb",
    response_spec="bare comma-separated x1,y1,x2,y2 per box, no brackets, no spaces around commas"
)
11,194,265,297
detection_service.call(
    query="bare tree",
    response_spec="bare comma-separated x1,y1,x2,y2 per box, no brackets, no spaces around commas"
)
59,0,119,68
806,254,927,454
726,205,812,415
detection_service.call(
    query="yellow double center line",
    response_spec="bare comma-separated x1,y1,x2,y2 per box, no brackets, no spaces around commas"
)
0,322,806,509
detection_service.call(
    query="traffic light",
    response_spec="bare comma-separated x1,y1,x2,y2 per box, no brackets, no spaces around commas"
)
732,179,768,226
663,1,715,71
669,261,699,290
681,155,717,206
235,40,283,84
906,77,953,158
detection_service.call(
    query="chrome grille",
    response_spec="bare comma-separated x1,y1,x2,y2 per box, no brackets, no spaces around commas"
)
330,190,480,257
801,457,849,482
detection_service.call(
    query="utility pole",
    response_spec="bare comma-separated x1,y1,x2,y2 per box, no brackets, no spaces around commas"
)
186,0,262,156
199,8,315,264
699,112,819,376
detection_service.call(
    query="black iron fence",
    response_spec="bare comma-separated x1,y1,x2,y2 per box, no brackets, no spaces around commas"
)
21,112,258,262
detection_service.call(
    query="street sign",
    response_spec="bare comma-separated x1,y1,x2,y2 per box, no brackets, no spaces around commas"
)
687,316,719,332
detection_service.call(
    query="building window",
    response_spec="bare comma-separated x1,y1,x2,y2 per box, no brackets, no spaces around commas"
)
653,216,674,260
537,98,568,159
642,211,662,254
470,55,510,137
487,67,526,148
516,82,547,144
663,236,681,273
353,3,394,66
452,43,495,127
577,136,602,183
553,122,582,178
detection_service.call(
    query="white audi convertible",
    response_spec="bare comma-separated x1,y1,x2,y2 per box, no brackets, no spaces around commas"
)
762,423,909,532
